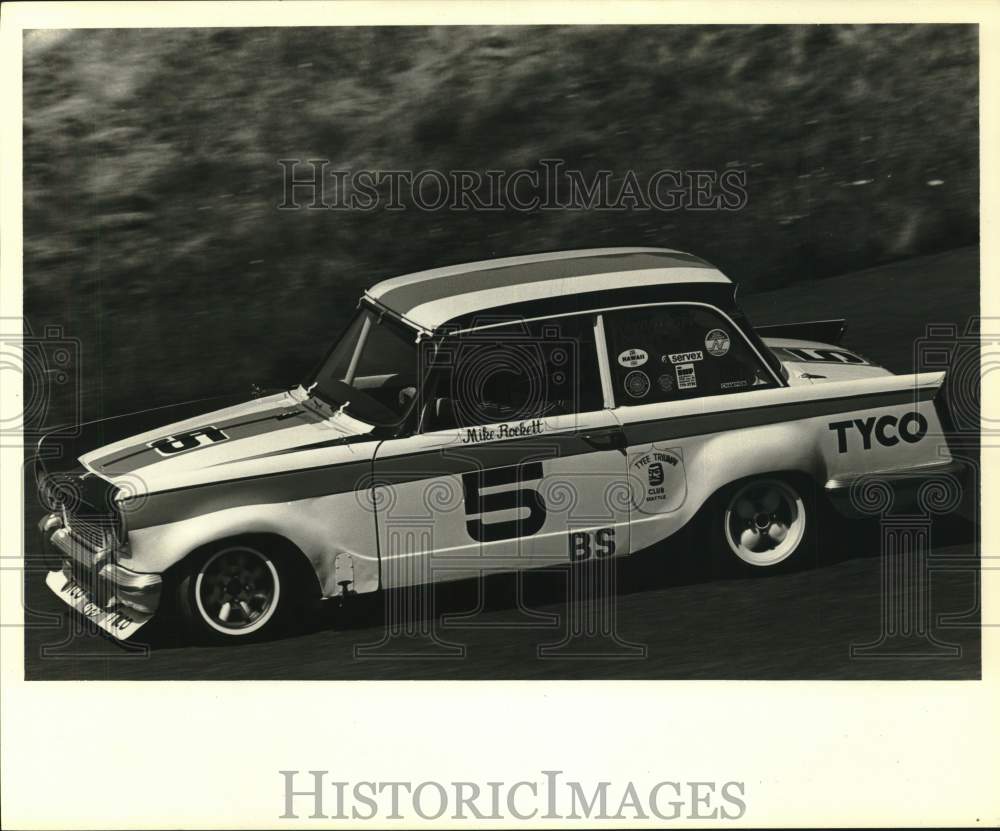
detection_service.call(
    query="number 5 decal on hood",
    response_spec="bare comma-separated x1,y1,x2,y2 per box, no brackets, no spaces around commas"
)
149,426,230,456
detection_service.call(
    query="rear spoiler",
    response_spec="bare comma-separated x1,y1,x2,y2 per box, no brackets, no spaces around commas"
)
754,319,847,344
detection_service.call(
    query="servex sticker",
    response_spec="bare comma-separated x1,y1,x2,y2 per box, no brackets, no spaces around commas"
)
668,350,703,364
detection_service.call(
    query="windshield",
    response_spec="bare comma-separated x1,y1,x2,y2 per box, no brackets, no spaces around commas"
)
309,307,420,426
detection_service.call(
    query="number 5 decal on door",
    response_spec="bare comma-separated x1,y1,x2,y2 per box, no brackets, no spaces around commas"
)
462,462,547,542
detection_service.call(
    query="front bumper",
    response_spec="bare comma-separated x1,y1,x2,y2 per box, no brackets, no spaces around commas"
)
39,512,162,640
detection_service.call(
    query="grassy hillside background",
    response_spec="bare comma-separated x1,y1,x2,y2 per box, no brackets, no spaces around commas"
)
23,25,978,425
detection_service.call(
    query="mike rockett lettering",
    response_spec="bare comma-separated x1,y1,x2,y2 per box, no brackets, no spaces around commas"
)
461,418,544,444
279,771,747,821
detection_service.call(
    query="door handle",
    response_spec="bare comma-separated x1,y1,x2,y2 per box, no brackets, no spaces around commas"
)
581,429,627,453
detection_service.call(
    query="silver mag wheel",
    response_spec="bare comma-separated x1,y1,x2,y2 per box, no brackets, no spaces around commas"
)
193,545,281,636
723,478,807,568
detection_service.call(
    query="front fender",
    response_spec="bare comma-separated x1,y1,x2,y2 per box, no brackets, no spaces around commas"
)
125,490,380,596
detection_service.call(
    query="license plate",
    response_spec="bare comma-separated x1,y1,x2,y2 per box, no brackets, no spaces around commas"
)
45,570,152,640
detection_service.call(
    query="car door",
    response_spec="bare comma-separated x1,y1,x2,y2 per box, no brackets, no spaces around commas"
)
372,313,630,590
600,303,783,553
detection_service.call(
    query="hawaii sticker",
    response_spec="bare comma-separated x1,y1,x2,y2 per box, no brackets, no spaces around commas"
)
618,347,649,368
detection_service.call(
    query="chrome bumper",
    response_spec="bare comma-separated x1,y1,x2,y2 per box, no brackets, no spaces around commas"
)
38,512,162,616
824,460,967,517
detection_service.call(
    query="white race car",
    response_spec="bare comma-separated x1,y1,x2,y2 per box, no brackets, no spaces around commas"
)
36,248,961,642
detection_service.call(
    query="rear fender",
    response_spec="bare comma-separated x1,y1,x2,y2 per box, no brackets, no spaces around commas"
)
819,371,951,482
623,371,949,551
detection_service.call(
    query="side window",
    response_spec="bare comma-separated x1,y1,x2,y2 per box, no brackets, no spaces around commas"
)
423,315,604,430
602,305,776,404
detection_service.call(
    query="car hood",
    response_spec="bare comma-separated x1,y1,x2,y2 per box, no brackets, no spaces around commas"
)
76,388,377,491
762,337,894,385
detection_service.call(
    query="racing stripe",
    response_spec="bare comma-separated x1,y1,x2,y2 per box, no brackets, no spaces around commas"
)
211,432,376,464
620,387,936,445
121,386,937,531
373,433,590,485
406,267,724,331
376,252,714,320
123,458,374,531
121,433,597,530
376,388,936,482
92,406,310,475
370,248,691,297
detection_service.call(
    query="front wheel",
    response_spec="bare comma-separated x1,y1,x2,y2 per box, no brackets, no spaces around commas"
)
176,541,288,642
710,477,817,575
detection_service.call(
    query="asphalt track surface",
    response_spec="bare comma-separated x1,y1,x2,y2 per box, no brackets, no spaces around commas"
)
22,247,981,680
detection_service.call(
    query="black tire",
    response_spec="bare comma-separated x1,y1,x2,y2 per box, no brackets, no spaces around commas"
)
706,475,819,577
176,538,299,644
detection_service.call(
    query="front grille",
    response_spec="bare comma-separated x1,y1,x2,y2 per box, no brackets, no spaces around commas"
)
36,453,127,557
64,509,116,551
40,468,124,553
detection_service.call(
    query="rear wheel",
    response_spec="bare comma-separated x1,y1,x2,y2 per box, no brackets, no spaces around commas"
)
710,477,817,575
177,541,289,642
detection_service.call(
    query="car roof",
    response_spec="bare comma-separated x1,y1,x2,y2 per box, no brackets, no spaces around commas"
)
365,247,733,332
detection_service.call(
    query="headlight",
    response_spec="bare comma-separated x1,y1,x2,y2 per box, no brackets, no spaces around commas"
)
37,473,58,512
111,492,130,554
37,471,76,513
114,512,129,553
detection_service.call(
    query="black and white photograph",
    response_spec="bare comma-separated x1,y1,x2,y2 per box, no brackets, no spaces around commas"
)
1,2,997,828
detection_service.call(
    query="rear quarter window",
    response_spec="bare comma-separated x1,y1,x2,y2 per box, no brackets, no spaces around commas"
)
603,305,777,404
